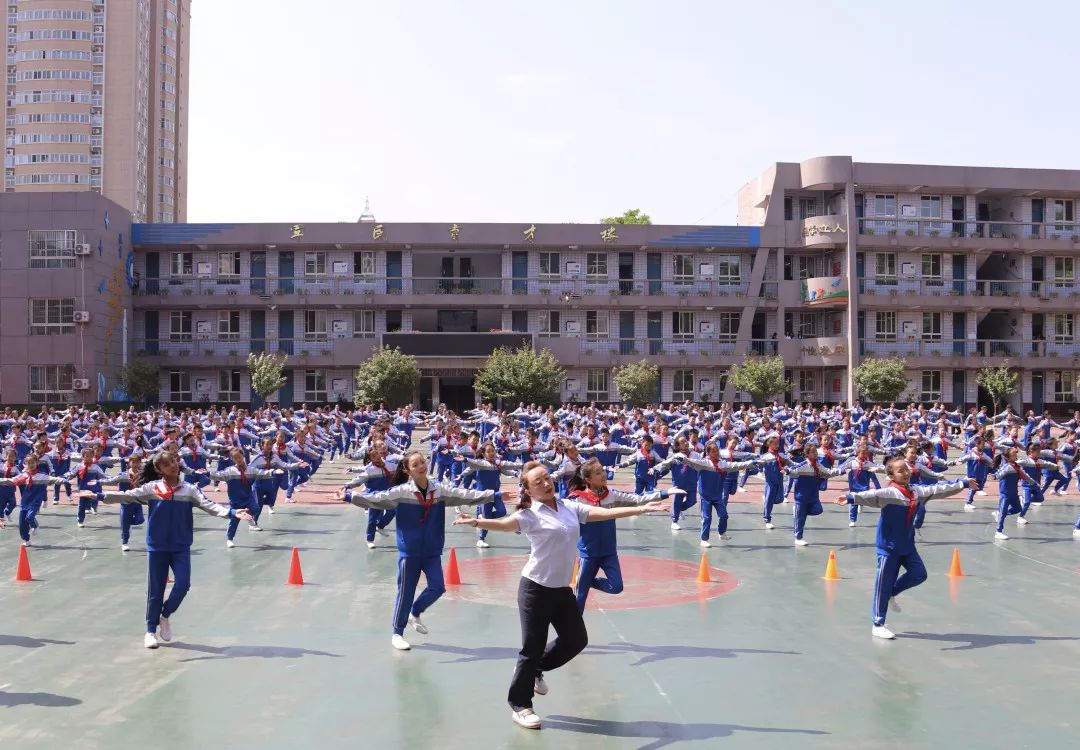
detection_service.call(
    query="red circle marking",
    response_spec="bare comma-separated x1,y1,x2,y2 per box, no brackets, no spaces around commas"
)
445,554,738,610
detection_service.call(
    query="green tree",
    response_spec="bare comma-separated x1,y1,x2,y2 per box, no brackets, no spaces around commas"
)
601,208,652,225
247,351,289,403
120,358,160,404
613,360,659,406
727,355,789,404
977,363,1018,414
354,346,421,407
852,357,909,403
474,345,564,407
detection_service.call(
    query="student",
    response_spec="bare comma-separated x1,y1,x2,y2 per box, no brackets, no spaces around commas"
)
64,448,110,528
565,457,684,612
756,435,788,530
784,444,844,546
671,441,758,547
459,443,524,548
0,455,66,545
342,441,401,549
839,457,976,639
337,450,494,651
841,441,884,527
451,461,669,730
989,447,1039,540
209,447,284,548
0,448,19,522
89,451,252,648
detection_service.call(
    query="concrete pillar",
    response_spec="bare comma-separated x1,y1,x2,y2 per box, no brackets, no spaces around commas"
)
844,173,858,403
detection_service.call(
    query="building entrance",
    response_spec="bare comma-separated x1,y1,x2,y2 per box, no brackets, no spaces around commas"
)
438,377,475,415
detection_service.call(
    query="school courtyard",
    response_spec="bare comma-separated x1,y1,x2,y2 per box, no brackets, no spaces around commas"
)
2,466,1078,750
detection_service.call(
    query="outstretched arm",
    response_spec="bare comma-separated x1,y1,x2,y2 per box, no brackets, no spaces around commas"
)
453,512,520,533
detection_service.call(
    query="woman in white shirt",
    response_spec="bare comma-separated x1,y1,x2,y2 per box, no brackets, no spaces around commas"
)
453,460,670,731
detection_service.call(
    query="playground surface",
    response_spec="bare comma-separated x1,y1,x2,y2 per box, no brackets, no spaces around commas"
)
2,466,1079,750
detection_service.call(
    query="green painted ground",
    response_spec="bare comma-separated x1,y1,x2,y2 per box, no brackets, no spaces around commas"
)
2,468,1079,750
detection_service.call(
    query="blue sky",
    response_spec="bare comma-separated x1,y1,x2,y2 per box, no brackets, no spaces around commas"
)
187,0,1077,225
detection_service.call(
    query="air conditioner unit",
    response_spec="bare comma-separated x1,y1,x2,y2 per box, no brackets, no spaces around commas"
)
73,310,90,323
74,243,92,255
72,378,91,391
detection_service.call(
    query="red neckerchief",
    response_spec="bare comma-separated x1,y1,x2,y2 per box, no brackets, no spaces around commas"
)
14,472,31,488
769,449,784,471
78,461,92,481
569,488,608,506
153,480,176,502
809,457,821,477
823,447,834,463
1009,461,1027,482
3,463,14,478
640,445,651,465
372,460,391,479
709,455,725,475
414,487,435,523
276,443,288,455
890,481,919,526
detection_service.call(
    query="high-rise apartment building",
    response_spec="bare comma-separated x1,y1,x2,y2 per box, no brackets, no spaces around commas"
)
4,0,190,222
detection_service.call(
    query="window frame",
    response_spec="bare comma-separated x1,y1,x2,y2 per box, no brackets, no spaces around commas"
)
303,310,328,341
1053,371,1075,402
217,251,240,282
169,250,193,277
715,255,741,285
672,311,695,344
169,370,191,403
218,310,240,341
354,250,375,278
921,253,942,280
672,254,693,284
28,229,77,269
29,298,74,335
875,252,897,283
585,252,608,281
921,370,942,401
672,369,694,401
28,364,75,403
585,311,608,342
218,369,242,402
304,251,327,281
539,310,560,337
169,311,192,342
352,310,375,338
304,369,327,401
875,311,897,342
586,369,609,401
539,251,560,279
922,312,942,342
1053,314,1074,344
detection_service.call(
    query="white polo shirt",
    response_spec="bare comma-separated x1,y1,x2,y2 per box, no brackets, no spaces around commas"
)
514,499,592,588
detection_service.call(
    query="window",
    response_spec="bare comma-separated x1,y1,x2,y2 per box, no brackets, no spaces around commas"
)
1053,314,1074,344
539,252,560,279
170,251,192,276
875,311,897,342
218,311,240,341
304,311,327,341
304,251,326,280
717,312,739,342
586,252,608,280
386,310,402,333
28,230,77,268
218,251,240,280
29,298,74,335
799,198,819,219
921,253,942,280
1054,257,1074,286
539,310,560,337
29,365,75,403
304,370,327,401
1053,371,1076,402
353,310,374,338
922,312,942,341
511,310,528,333
799,371,816,396
875,253,897,283
169,371,191,402
585,311,608,342
169,311,192,341
920,196,942,218
586,369,609,401
1054,199,1074,230
921,371,942,401
672,311,694,343
783,197,793,221
873,194,896,216
673,255,693,283
716,256,741,284
673,370,694,401
354,250,375,278
219,370,241,402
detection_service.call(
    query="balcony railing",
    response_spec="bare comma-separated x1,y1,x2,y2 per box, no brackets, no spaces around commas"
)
858,216,1080,241
575,338,778,357
135,275,767,300
134,337,335,357
858,278,1080,299
861,338,1080,359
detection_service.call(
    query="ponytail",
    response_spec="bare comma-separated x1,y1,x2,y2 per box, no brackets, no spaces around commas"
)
390,450,424,487
515,460,545,510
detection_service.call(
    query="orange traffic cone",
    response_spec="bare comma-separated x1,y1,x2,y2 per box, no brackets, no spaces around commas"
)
822,550,840,581
14,544,32,582
571,557,579,587
696,553,712,583
286,547,304,585
445,548,462,585
946,548,965,577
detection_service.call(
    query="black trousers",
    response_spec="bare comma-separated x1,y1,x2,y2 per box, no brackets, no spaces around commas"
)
507,577,589,709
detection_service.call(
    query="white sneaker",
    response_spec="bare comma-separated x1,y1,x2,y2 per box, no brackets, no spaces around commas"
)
121,543,130,552
848,521,857,527
391,634,411,651
1073,528,1080,538
994,531,1009,540
409,614,429,635
91,509,97,515
534,673,549,695
964,504,975,512
977,490,987,496
992,511,999,521
890,596,902,613
765,522,775,530
871,625,896,640
794,538,809,547
737,487,748,493
144,632,159,649
158,616,172,642
77,521,84,528
671,522,681,531
476,539,489,549
226,539,235,549
718,534,731,541
366,541,376,549
699,539,712,548
1017,516,1028,526
377,527,389,537
23,539,31,547
267,507,275,514
511,707,541,730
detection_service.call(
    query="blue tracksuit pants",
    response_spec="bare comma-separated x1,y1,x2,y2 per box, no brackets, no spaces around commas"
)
146,549,192,633
574,554,623,613
393,555,445,635
873,549,927,626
